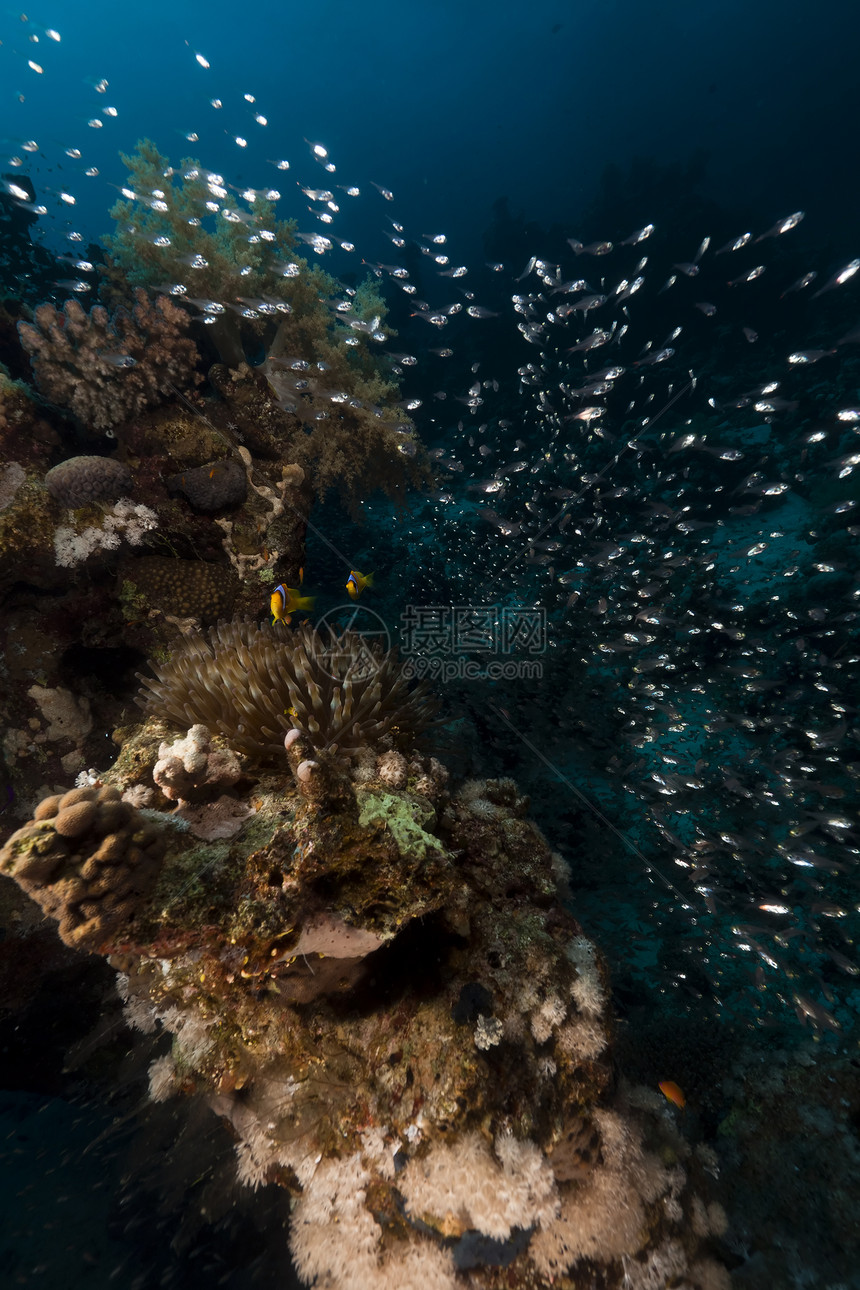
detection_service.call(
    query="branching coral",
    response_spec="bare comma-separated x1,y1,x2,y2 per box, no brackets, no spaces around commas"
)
18,289,201,430
136,618,436,757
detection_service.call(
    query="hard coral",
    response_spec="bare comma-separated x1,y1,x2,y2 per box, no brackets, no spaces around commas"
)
0,785,165,951
45,454,133,508
153,724,242,803
121,555,239,623
18,290,201,430
136,618,436,758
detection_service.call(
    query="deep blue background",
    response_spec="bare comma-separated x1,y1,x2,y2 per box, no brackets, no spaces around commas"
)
3,0,858,265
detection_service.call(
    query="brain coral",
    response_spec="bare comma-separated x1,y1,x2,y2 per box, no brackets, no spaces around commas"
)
45,454,133,508
0,785,165,951
137,618,436,758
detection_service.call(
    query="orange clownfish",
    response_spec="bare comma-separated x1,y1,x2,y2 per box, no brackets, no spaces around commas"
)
346,568,374,600
658,1080,686,1109
270,575,315,625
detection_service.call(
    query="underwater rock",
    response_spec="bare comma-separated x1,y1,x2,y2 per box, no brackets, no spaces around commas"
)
0,729,731,1288
27,684,92,745
166,457,247,511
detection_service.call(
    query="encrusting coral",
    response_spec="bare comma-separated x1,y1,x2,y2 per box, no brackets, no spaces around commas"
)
136,617,437,757
18,289,201,430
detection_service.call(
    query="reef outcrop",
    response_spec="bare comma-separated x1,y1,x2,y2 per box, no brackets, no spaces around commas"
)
0,718,729,1289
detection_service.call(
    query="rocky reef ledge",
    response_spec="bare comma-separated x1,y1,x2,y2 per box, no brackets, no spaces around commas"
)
0,719,729,1289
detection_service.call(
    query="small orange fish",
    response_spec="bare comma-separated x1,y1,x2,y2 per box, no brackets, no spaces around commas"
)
270,578,315,625
346,568,374,600
658,1080,686,1109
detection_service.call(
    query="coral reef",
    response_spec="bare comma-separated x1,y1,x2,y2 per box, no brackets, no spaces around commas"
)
222,358,430,517
0,367,69,596
18,290,201,431
44,454,134,508
0,736,730,1288
0,785,165,951
101,142,429,512
136,617,437,757
0,461,26,513
119,556,239,624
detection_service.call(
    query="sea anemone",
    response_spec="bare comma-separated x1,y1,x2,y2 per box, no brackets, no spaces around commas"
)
136,618,436,759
